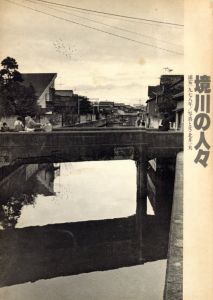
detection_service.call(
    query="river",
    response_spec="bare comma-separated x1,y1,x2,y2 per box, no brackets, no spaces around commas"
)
0,159,170,299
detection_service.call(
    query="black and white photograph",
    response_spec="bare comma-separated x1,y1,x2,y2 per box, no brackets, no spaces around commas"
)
2,0,210,299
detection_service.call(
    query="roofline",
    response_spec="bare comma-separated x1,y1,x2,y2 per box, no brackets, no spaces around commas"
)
55,89,73,92
146,96,156,103
169,77,184,88
173,91,184,99
22,72,57,75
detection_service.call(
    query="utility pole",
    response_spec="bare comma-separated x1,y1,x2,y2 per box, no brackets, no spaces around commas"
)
78,97,81,123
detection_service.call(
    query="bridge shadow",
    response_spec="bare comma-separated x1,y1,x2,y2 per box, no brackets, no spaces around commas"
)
0,213,171,287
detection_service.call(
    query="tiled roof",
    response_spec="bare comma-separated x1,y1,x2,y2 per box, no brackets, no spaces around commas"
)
55,90,73,97
148,85,163,97
160,75,184,86
173,91,184,99
114,103,125,106
99,101,114,106
21,73,57,98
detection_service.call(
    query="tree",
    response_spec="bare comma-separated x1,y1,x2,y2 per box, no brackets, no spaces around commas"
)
14,84,39,118
0,57,39,118
157,89,177,115
0,56,23,85
79,96,92,115
0,88,16,116
0,193,36,229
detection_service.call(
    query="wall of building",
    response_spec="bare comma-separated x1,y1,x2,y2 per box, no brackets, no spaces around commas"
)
175,111,184,131
147,116,162,129
174,100,184,131
79,114,96,123
38,76,56,109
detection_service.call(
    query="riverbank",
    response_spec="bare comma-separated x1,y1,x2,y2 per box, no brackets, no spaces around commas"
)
164,151,183,299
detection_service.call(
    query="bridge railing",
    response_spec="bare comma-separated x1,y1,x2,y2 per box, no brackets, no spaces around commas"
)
0,129,183,164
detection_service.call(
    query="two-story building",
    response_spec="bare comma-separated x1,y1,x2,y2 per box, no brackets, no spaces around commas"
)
53,90,78,126
0,73,58,128
173,91,184,131
146,85,163,129
146,75,184,130
21,73,57,113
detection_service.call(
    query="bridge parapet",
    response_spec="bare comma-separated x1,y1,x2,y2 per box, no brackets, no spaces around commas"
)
0,129,183,164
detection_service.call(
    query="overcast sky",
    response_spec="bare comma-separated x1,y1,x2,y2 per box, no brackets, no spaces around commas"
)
0,0,183,104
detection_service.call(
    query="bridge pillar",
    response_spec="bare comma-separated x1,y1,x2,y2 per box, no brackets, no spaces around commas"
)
135,154,148,263
136,158,148,215
154,156,176,219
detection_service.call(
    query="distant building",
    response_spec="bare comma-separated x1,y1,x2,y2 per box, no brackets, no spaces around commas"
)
133,104,146,111
21,73,57,112
163,75,184,131
0,73,57,128
53,90,78,126
146,85,163,129
95,101,114,117
113,103,126,110
173,91,184,131
54,90,74,98
98,101,114,110
146,75,184,130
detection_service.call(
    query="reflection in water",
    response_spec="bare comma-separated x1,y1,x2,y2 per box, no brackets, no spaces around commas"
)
18,161,137,227
0,193,36,229
0,161,136,228
0,159,175,299
0,163,57,229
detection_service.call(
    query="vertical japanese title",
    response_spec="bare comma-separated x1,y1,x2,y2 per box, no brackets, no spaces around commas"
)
194,75,211,167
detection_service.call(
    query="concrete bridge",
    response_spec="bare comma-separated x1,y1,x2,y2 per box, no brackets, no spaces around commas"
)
0,128,183,216
0,128,183,164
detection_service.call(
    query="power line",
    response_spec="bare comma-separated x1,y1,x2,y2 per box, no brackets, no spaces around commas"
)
26,0,181,47
35,1,167,28
33,0,184,27
6,0,183,55
31,0,181,29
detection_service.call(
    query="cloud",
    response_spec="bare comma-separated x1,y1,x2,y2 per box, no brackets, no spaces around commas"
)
74,81,147,92
75,84,115,91
0,0,184,103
